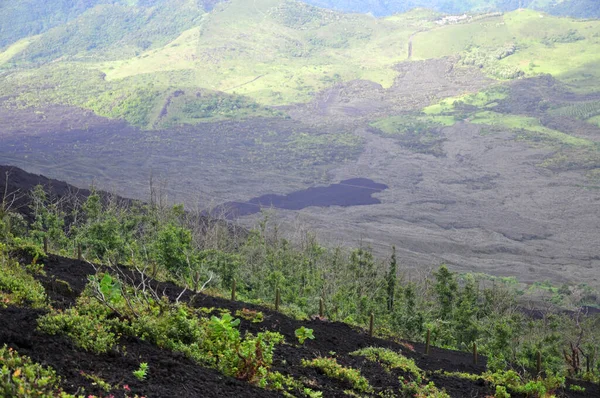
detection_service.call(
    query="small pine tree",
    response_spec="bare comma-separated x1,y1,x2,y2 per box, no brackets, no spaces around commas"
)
402,282,424,339
433,264,457,320
386,246,397,312
29,185,66,251
454,274,479,347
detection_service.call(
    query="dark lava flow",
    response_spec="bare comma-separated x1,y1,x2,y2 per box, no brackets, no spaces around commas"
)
213,178,388,218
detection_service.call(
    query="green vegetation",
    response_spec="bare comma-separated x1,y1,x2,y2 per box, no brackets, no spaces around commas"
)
0,249,47,309
351,347,421,380
132,363,148,381
2,186,600,379
413,10,600,92
0,345,72,398
160,91,284,126
2,3,600,395
303,0,600,18
39,273,286,387
294,326,315,344
301,357,372,393
589,115,600,128
0,38,36,66
371,115,454,156
470,111,593,146
550,100,600,120
0,0,599,136
235,308,264,323
422,87,508,116
444,369,567,397
351,347,451,397
37,295,120,354
0,0,426,125
7,0,207,63
0,344,142,398
421,85,596,150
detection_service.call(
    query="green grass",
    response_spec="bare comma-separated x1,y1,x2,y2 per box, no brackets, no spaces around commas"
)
412,14,509,60
588,115,600,127
422,87,508,115
412,9,600,90
370,115,450,156
372,115,455,134
421,89,597,149
0,0,436,124
96,0,434,106
11,0,206,64
0,38,37,66
470,111,593,146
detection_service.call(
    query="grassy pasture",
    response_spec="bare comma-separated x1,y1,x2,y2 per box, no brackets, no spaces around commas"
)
412,9,600,91
0,38,37,66
588,115,600,128
470,111,593,146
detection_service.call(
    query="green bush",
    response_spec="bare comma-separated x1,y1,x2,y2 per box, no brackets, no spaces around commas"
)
301,357,371,393
295,326,315,344
37,297,118,354
351,347,422,383
0,345,73,397
0,255,47,309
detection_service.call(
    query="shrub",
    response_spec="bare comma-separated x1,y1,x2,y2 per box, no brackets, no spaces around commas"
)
37,297,118,354
301,357,371,393
0,345,72,397
350,347,422,383
132,363,148,381
0,255,47,309
235,308,264,323
294,326,314,344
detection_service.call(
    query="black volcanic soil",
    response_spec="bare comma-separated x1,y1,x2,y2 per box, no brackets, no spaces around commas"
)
0,306,282,398
2,252,597,397
0,164,93,221
216,178,388,218
2,253,487,398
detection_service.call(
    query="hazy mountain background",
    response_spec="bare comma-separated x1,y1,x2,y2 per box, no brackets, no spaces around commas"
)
1,0,599,52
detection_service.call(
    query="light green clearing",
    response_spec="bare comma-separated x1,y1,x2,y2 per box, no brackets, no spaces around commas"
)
470,111,592,146
422,88,508,115
0,37,36,66
412,9,600,91
2,2,600,128
588,115,600,128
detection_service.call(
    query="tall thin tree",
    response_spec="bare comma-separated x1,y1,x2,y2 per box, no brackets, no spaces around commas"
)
387,246,397,312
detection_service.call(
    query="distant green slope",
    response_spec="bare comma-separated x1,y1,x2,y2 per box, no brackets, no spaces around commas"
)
412,9,600,92
7,0,207,64
0,0,599,130
0,0,102,49
548,0,600,18
0,0,437,128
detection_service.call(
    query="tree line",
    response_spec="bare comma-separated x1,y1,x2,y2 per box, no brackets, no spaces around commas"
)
1,182,600,382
